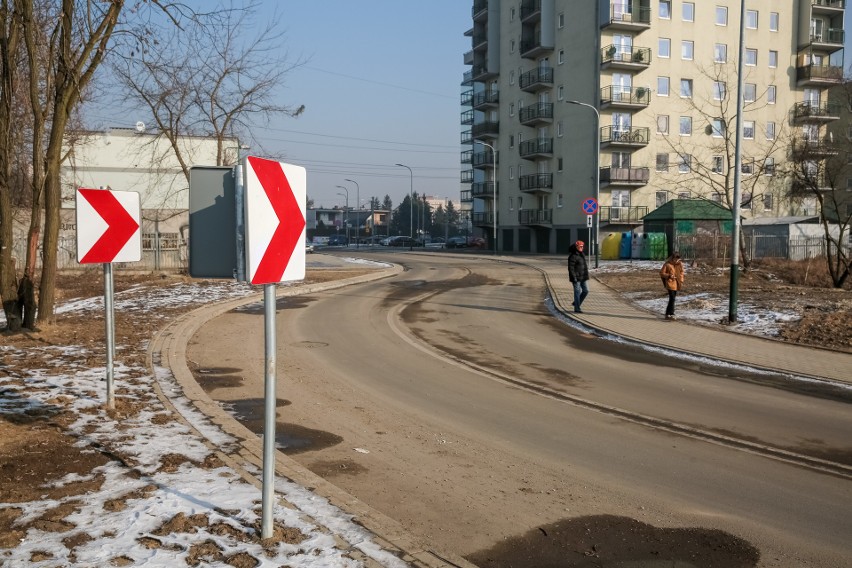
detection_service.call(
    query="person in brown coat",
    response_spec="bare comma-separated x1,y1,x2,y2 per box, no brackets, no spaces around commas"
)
660,251,685,320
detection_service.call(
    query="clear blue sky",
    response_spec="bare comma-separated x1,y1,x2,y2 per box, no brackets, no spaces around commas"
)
251,1,471,210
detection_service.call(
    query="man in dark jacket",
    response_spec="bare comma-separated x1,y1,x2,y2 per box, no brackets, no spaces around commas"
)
568,240,589,313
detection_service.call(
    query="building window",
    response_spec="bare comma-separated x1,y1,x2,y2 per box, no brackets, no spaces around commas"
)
763,193,773,211
713,81,726,100
712,155,723,173
510,40,515,53
509,135,515,147
742,191,753,208
511,7,515,21
656,191,669,207
766,122,776,140
769,12,779,32
678,191,690,199
742,162,754,177
743,120,755,139
659,38,671,58
509,103,515,116
769,50,778,68
714,43,727,63
558,49,565,64
510,70,515,85
557,85,564,100
680,79,693,98
682,2,694,22
679,116,692,136
658,76,670,96
558,12,565,28
767,85,776,104
716,6,727,26
656,153,669,171
509,197,514,210
557,193,564,207
681,40,694,60
745,49,757,66
744,83,756,102
746,10,758,29
678,154,691,173
764,157,775,176
659,1,671,19
711,118,724,137
657,115,669,134
558,158,563,171
509,166,514,179
557,121,564,137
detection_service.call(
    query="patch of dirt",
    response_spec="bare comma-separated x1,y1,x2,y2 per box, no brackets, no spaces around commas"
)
595,258,852,353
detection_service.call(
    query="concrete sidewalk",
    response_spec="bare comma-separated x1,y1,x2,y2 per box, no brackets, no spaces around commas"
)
522,256,851,384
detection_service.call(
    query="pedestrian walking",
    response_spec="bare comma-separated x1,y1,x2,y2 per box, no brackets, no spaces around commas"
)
568,240,589,313
660,251,685,320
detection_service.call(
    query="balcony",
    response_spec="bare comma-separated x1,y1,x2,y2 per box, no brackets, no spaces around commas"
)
599,166,650,187
461,90,473,107
471,181,497,198
807,28,845,52
519,102,554,126
461,110,474,125
521,33,553,59
519,137,553,159
462,70,473,86
519,66,553,92
472,0,488,20
472,89,499,109
602,4,651,30
790,137,839,158
461,129,472,144
461,169,474,184
472,150,498,169
601,44,651,70
600,126,650,147
460,150,473,165
600,85,651,109
519,173,553,193
472,63,497,81
796,63,843,85
472,211,495,226
460,189,472,203
791,102,841,123
472,120,499,139
812,0,845,15
520,0,542,22
519,208,552,226
599,206,648,224
464,50,474,66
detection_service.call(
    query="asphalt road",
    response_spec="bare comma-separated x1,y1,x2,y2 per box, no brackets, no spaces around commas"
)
187,252,852,567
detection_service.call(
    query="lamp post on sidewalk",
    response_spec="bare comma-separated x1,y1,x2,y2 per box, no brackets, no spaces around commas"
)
567,100,600,269
394,163,413,239
476,140,497,254
335,185,349,245
344,178,360,249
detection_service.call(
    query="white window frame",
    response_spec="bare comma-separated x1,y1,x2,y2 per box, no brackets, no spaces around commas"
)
659,38,671,58
680,79,693,98
766,122,776,140
681,40,694,60
682,2,694,22
769,50,778,68
713,81,726,101
657,115,669,134
659,1,671,20
657,76,670,96
767,85,776,104
711,118,724,137
712,155,724,173
679,116,692,136
678,154,691,173
656,153,669,171
743,120,755,139
745,48,757,66
744,83,756,102
716,6,727,26
769,12,779,32
746,10,758,29
714,43,727,63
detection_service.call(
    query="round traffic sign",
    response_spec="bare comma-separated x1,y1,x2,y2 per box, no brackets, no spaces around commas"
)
582,198,598,215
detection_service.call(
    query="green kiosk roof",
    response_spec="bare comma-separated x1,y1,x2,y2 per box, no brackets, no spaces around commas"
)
643,199,733,222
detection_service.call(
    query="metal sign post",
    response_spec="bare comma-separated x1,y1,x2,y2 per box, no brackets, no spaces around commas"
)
261,283,277,538
104,264,116,409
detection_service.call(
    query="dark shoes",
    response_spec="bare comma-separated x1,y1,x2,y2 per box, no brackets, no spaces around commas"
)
573,302,583,314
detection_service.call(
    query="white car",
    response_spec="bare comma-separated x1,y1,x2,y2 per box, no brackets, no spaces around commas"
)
305,241,314,254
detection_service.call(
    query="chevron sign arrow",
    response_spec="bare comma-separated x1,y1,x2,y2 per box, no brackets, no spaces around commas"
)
244,157,306,285
76,188,141,264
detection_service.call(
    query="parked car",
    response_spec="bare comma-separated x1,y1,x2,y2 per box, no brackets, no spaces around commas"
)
305,240,314,254
467,236,487,249
327,235,348,246
445,236,468,249
387,236,422,247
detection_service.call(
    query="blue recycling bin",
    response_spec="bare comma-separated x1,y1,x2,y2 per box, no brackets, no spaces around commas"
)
619,231,632,259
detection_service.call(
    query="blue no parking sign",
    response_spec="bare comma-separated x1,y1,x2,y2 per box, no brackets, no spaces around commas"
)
582,198,598,215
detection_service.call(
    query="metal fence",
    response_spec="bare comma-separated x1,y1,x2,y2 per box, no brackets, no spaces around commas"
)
12,233,187,272
674,233,849,262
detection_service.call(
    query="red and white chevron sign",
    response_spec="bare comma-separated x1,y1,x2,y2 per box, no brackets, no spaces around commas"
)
244,157,306,285
75,188,141,264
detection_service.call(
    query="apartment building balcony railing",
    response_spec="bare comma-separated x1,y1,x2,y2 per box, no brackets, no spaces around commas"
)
599,166,650,187
519,173,553,193
519,102,554,126
472,89,499,109
461,110,474,125
796,63,844,85
461,169,474,184
461,89,473,107
790,137,839,158
520,33,553,59
472,211,495,226
519,137,553,159
812,0,844,14
519,66,553,92
460,189,472,203
471,181,497,198
600,126,650,147
518,208,552,226
600,85,651,109
472,63,497,81
603,3,651,30
601,44,651,69
462,70,473,86
472,121,500,139
472,150,498,169
520,0,542,22
464,50,474,66
472,29,487,50
461,129,472,144
460,150,473,165
809,28,845,50
472,0,488,20
599,206,649,224
791,101,841,123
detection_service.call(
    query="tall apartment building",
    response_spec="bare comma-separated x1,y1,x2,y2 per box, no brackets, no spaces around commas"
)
461,0,845,254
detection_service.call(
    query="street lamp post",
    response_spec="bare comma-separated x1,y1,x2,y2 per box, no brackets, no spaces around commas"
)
567,100,601,269
335,185,349,245
344,178,360,249
476,141,498,254
728,0,747,323
395,163,413,239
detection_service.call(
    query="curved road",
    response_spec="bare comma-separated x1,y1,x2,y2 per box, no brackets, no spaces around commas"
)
187,252,852,567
